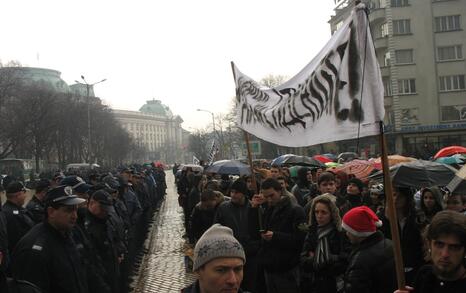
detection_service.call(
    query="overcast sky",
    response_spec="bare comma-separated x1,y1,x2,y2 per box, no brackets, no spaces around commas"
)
1,0,336,130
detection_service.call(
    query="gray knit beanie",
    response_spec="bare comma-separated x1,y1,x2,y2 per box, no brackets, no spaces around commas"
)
193,224,246,271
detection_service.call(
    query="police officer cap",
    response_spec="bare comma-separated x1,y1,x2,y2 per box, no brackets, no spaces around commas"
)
35,179,51,191
6,181,27,194
102,175,120,190
60,175,92,194
90,190,113,206
45,185,86,207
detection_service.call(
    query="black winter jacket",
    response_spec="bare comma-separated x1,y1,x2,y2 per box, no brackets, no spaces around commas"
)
344,231,396,293
1,201,35,253
410,265,466,293
300,225,350,293
12,222,89,293
214,200,260,256
257,196,306,273
189,204,215,243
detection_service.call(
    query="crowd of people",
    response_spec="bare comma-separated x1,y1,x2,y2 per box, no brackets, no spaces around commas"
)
0,163,167,293
176,163,466,293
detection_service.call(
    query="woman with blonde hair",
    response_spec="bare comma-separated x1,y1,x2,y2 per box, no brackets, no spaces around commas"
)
301,194,350,293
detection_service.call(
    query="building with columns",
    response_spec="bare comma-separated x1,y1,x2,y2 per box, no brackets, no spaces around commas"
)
112,99,186,163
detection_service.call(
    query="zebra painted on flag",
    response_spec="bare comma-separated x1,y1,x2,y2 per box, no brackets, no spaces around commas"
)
207,140,219,166
232,4,384,147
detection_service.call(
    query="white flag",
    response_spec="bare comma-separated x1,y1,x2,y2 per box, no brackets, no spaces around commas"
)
207,140,218,165
232,4,384,147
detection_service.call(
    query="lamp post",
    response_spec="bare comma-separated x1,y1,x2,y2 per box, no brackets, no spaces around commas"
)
196,109,216,135
74,76,106,165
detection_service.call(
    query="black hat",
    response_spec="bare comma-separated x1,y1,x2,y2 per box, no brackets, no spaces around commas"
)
45,185,86,207
90,190,113,208
6,181,27,194
102,175,120,190
348,178,365,192
36,179,51,192
60,176,92,194
230,179,248,195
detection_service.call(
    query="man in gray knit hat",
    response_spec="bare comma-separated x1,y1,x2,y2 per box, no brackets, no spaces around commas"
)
182,224,247,293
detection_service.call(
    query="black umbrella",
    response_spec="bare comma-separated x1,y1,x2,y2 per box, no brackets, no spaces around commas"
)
369,160,457,188
271,154,324,168
205,160,251,176
337,152,359,162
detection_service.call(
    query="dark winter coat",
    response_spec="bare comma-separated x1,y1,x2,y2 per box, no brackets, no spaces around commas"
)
1,201,35,253
25,196,46,224
257,196,306,273
214,200,261,256
12,222,89,293
409,265,466,293
189,204,215,243
379,212,425,283
300,225,350,293
344,231,396,293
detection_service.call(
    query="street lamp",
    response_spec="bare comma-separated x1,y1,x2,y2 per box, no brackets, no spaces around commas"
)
196,108,216,135
74,76,107,165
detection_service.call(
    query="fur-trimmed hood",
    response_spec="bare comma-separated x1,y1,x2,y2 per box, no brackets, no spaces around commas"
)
309,193,342,230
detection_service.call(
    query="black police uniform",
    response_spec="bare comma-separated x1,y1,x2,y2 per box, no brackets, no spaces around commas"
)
25,196,46,224
1,201,35,253
82,210,120,293
12,222,89,293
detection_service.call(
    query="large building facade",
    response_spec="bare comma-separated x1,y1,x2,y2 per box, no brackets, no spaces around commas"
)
113,99,186,163
326,0,466,158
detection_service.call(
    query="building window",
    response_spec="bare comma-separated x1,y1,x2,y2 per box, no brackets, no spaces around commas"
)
391,0,409,7
384,51,391,66
439,75,466,92
383,78,393,96
393,19,411,35
398,79,416,94
395,49,414,64
401,108,419,124
381,22,389,37
435,15,461,32
437,45,463,61
441,105,466,121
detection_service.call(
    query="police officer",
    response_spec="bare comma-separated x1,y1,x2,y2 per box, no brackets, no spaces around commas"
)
26,179,50,224
1,182,35,254
12,185,89,293
82,190,121,293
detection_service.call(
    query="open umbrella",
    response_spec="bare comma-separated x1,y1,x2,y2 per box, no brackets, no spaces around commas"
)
271,154,324,168
206,160,251,176
179,164,204,172
369,160,457,188
323,153,337,161
434,145,466,159
435,155,465,166
335,159,376,180
373,155,417,167
325,162,342,168
313,155,333,163
337,152,359,162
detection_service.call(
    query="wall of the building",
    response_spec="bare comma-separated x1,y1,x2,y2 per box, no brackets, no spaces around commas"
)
326,0,466,156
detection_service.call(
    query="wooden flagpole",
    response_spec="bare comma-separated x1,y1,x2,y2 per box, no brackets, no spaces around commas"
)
231,61,263,230
379,121,405,290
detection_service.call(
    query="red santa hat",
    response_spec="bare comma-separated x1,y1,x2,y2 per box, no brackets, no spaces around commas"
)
342,206,382,237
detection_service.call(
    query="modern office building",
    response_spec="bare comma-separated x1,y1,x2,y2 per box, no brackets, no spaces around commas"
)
113,99,186,163
326,0,466,158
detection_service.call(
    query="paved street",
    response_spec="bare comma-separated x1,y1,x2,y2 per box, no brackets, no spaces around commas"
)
132,172,196,292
